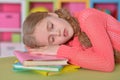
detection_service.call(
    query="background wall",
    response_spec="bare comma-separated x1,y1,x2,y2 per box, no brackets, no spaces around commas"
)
0,0,120,57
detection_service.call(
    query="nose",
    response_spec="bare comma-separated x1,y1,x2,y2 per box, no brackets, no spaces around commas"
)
50,30,61,36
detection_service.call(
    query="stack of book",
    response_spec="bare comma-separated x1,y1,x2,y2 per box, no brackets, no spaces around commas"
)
13,50,80,76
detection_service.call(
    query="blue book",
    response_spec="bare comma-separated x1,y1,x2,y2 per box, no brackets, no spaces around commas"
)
13,62,63,72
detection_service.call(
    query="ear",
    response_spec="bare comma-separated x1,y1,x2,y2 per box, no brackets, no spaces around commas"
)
48,13,58,17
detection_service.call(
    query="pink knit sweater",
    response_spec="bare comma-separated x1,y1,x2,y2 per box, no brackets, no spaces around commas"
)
57,8,120,72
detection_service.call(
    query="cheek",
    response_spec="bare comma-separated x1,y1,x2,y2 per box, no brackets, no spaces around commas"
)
54,37,68,45
35,33,49,46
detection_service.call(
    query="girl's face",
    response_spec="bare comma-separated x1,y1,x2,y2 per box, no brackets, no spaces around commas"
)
33,13,74,46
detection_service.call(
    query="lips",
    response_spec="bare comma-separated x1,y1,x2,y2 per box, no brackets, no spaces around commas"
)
63,29,68,37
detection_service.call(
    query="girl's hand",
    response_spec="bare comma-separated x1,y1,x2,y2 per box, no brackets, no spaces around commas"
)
26,45,60,56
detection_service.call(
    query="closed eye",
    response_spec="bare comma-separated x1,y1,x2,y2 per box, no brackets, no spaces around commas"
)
48,35,55,44
47,21,55,44
47,22,54,31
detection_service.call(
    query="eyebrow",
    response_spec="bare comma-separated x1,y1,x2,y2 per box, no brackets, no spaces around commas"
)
46,21,49,31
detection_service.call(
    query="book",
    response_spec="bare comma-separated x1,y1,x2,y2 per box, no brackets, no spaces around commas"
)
33,64,80,76
13,62,63,72
13,64,80,76
14,50,68,66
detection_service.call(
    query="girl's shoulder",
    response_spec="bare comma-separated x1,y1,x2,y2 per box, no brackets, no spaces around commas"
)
74,8,104,24
75,8,102,18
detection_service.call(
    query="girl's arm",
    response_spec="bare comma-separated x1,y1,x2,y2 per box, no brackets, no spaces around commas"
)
26,45,60,56
57,14,115,72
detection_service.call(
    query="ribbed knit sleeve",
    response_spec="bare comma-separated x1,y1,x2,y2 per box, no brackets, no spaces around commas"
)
57,8,115,72
106,15,120,51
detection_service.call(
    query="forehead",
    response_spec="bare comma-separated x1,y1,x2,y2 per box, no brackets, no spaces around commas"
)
33,18,49,46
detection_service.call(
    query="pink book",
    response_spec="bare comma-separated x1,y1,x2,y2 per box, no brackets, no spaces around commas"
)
14,50,68,66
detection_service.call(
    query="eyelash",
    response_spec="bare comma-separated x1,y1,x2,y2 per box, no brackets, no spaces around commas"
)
48,23,54,31
49,35,55,43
